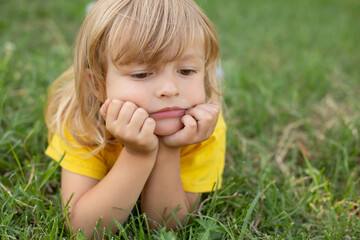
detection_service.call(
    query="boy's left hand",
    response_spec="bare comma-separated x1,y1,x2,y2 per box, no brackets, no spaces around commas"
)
161,102,220,147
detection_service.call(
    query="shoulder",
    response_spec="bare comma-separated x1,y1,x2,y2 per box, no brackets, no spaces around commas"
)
45,126,109,180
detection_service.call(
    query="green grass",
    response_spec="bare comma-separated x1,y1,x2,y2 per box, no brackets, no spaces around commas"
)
1,0,360,239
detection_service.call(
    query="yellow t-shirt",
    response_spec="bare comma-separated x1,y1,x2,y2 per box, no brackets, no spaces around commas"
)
45,115,226,193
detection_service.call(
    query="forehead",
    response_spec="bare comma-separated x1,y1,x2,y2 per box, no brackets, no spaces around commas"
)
160,36,205,62
110,34,205,67
103,5,208,65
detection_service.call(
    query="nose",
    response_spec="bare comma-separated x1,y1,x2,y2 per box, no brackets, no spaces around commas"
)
156,73,180,98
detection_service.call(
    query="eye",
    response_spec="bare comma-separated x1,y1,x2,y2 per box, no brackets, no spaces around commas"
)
131,72,152,79
179,69,196,76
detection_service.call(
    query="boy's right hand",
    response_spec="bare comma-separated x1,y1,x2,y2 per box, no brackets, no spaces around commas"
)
100,99,158,155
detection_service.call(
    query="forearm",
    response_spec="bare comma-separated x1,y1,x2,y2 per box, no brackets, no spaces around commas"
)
64,148,157,237
141,146,193,229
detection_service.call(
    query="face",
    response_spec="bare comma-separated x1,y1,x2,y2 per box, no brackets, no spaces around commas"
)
105,41,206,136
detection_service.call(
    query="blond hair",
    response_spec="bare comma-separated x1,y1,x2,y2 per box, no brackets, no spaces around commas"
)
45,0,221,153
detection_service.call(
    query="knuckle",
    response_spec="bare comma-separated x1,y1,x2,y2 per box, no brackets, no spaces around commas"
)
209,104,219,114
112,99,123,107
188,122,197,129
123,131,133,141
144,118,155,129
186,108,194,115
138,138,149,148
204,115,213,123
106,122,115,132
124,101,137,109
137,108,149,117
114,128,124,138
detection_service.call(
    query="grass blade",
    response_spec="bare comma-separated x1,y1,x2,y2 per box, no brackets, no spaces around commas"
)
239,193,261,240
39,153,64,190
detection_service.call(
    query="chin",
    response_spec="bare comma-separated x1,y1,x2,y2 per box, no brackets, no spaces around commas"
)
154,118,184,136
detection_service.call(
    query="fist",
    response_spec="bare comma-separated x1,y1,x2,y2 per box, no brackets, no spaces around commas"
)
161,102,220,147
100,99,159,154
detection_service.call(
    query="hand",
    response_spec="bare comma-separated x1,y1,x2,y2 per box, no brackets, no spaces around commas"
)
161,102,220,148
100,99,159,154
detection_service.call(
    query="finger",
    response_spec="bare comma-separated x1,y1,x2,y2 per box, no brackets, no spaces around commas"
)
136,117,158,151
186,103,219,120
106,99,124,123
117,101,138,125
193,102,220,112
175,114,197,141
189,104,219,123
183,114,198,139
207,102,220,114
186,106,213,123
140,117,156,137
181,114,197,132
100,99,111,119
162,115,197,147
186,104,219,140
128,108,149,132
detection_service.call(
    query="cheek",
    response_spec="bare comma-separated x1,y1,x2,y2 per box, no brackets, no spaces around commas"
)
198,87,206,103
106,84,150,108
187,80,206,104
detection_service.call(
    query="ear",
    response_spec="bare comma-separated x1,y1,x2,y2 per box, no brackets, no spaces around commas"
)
85,68,101,100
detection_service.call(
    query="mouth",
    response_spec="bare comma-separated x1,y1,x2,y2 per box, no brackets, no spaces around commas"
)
149,107,186,119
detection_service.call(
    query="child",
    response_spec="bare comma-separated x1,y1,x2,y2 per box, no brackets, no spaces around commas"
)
45,0,226,237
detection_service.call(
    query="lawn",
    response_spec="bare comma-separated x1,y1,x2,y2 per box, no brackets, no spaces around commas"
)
1,0,360,239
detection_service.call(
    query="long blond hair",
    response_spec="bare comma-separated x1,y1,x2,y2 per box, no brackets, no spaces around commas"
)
45,0,221,153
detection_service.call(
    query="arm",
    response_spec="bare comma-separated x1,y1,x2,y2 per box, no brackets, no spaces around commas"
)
61,148,156,237
141,103,220,229
62,99,159,238
141,143,200,229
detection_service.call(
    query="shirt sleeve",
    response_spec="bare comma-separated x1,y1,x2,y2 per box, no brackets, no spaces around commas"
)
180,114,226,193
45,129,108,180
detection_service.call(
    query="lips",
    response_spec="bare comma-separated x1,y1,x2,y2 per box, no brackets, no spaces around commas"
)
149,107,186,119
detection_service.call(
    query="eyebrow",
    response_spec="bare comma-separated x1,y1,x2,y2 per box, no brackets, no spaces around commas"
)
178,54,205,61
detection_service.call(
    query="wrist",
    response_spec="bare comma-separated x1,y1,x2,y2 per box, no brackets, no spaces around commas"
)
123,145,159,158
157,140,180,158
159,138,180,150
114,146,158,172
